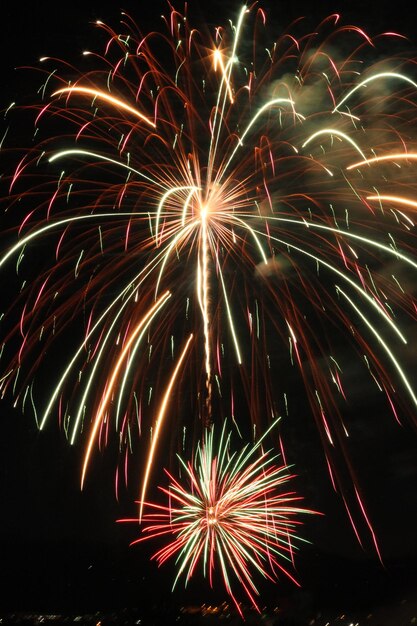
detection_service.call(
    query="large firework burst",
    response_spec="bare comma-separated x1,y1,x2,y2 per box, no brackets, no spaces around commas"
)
0,3,416,551
120,420,318,615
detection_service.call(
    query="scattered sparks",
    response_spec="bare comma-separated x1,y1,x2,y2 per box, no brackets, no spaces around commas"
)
1,3,417,559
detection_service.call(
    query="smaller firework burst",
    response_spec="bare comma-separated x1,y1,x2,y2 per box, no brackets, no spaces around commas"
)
119,420,319,615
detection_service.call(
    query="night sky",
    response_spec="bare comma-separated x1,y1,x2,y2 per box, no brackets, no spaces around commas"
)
1,0,417,620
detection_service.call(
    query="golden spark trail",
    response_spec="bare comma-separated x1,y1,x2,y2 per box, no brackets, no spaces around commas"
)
139,333,194,520
198,204,212,417
213,49,234,104
347,152,417,169
367,195,417,210
81,291,171,488
52,86,156,127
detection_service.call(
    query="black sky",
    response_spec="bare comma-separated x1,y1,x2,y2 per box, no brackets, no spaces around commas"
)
1,0,417,619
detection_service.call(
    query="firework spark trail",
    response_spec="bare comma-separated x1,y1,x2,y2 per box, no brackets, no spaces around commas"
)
139,332,193,520
81,290,172,488
1,3,417,555
120,419,319,615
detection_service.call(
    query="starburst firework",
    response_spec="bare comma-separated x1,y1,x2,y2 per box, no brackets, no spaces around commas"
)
120,420,318,615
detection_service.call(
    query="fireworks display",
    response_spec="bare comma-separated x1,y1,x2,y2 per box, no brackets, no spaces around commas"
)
1,0,417,609
120,420,318,615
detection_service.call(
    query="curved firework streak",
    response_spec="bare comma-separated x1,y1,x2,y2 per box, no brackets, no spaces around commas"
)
1,3,417,554
119,419,319,615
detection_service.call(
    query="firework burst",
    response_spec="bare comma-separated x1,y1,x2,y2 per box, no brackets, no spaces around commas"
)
120,420,318,615
0,3,417,551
